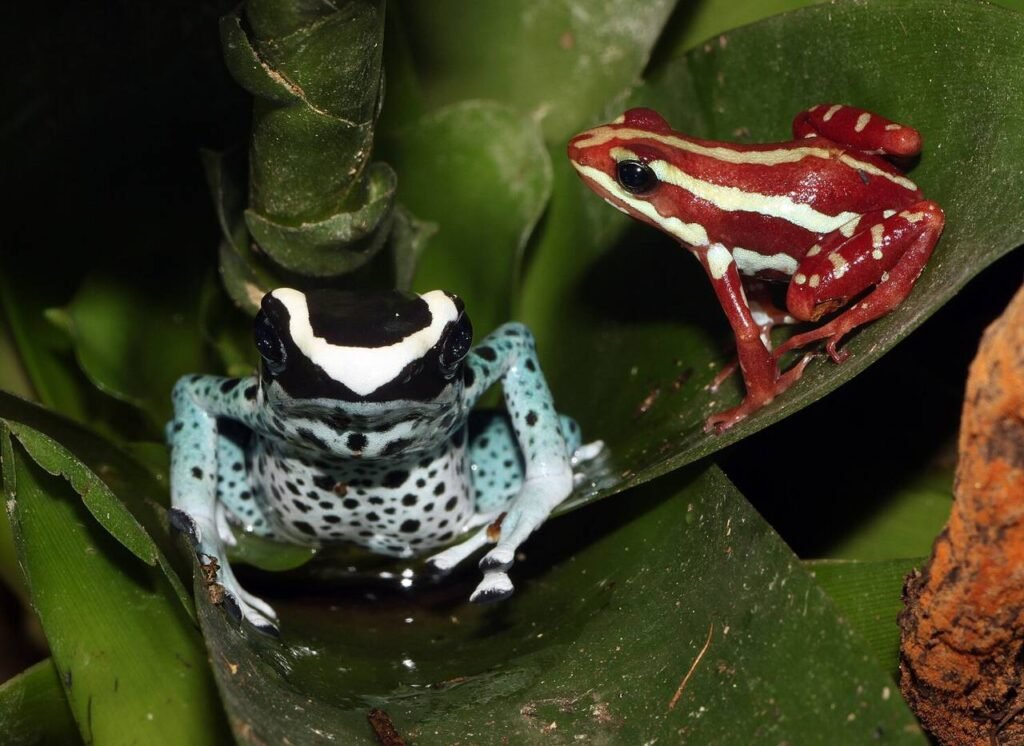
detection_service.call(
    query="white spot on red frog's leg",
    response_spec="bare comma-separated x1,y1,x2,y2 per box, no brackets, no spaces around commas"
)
871,224,886,249
823,104,843,121
900,210,926,223
828,253,850,279
706,243,734,279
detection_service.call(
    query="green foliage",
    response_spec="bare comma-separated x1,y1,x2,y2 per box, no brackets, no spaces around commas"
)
0,660,81,746
2,0,1023,743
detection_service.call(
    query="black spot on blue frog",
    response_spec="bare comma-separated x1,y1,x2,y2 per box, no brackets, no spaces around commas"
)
167,288,602,634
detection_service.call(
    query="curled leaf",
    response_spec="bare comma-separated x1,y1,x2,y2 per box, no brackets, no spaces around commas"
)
219,1,395,282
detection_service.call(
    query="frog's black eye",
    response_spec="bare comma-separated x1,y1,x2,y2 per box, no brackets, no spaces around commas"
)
439,312,473,376
254,310,287,375
616,160,658,194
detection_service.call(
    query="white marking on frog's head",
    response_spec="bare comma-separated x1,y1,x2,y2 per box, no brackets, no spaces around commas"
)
271,288,460,397
255,288,472,405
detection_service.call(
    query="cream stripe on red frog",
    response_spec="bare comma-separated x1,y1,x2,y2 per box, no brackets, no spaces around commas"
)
568,104,944,432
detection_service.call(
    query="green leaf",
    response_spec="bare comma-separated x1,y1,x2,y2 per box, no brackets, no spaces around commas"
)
0,269,105,431
810,558,923,677
522,0,1024,509
198,271,259,379
6,423,157,567
202,148,281,315
53,271,208,432
0,391,191,615
382,101,552,335
0,659,81,746
660,0,826,59
660,0,1024,63
394,0,678,145
1,426,231,745
194,465,922,744
826,465,953,561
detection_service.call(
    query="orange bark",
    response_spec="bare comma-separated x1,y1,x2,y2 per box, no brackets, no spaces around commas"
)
900,283,1024,745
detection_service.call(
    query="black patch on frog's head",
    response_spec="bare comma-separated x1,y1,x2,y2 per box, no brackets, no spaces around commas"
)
255,288,473,403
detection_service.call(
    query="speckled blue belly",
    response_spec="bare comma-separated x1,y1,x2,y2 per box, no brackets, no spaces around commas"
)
250,435,474,557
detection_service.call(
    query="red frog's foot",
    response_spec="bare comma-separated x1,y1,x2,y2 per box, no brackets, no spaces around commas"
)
708,358,739,392
703,353,815,432
774,326,852,364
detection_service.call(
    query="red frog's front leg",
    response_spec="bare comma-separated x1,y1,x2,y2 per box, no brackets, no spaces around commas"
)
696,244,814,431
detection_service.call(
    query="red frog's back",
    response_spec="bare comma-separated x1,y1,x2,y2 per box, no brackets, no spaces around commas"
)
567,108,923,275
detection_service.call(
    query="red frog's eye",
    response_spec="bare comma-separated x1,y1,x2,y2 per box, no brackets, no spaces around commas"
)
622,108,672,132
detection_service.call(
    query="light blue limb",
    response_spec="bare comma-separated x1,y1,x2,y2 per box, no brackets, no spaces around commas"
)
449,322,576,602
466,411,584,513
168,375,278,632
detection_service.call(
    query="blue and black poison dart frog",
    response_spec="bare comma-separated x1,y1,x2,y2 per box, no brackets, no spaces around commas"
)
168,288,601,634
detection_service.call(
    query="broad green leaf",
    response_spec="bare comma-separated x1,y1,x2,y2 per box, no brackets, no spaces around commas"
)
198,270,258,378
810,558,923,677
0,269,105,431
0,391,191,614
0,492,20,599
658,0,1024,61
826,466,952,561
522,0,1024,509
2,429,230,745
382,101,552,335
52,271,208,432
0,659,81,746
660,0,826,59
6,423,157,567
394,0,678,145
194,465,922,744
0,314,33,401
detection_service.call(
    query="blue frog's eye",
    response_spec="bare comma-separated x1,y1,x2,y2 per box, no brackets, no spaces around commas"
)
439,312,473,376
616,159,658,194
254,310,287,375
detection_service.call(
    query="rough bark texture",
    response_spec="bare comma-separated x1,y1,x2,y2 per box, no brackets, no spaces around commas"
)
900,283,1024,745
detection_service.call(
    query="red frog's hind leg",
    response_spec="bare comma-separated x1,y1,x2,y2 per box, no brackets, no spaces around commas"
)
775,202,945,363
792,103,922,157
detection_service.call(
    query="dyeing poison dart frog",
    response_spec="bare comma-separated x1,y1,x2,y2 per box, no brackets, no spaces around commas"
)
568,104,944,431
168,288,601,634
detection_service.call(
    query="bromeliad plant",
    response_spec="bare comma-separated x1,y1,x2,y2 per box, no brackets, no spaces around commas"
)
2,1,1024,743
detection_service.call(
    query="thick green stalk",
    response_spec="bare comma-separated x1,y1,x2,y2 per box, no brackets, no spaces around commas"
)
220,0,395,280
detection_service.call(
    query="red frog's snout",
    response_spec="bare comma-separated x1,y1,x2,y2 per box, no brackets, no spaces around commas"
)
566,129,600,171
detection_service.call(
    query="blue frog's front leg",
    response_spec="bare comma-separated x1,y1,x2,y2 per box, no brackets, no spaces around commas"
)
427,322,593,602
168,375,279,634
